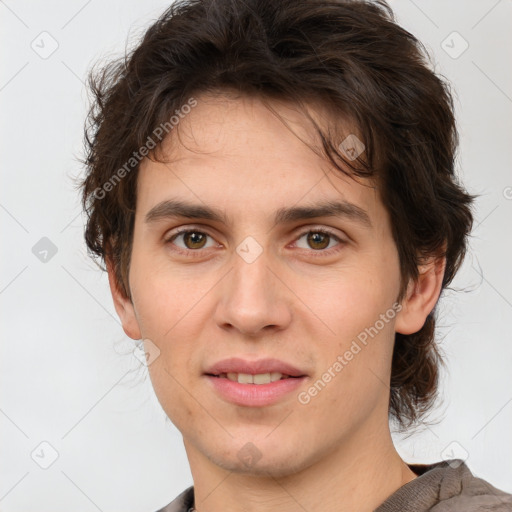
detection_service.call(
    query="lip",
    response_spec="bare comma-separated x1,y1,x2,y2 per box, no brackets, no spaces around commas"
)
205,375,307,407
204,357,306,377
204,357,308,407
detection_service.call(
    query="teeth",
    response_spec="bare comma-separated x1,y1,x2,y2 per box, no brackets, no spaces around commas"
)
270,372,285,382
253,373,271,384
238,373,254,384
224,372,287,384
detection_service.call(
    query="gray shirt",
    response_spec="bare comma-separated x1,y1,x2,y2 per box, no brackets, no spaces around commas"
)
156,459,512,511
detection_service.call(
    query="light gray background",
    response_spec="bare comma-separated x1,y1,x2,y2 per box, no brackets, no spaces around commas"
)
1,1,511,511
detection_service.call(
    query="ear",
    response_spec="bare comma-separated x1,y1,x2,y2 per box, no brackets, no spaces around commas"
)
106,257,142,340
395,255,446,335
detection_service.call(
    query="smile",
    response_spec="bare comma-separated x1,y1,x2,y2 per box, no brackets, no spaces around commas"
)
211,372,294,384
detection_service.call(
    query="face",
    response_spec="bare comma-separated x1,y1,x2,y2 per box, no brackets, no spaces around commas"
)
115,92,409,477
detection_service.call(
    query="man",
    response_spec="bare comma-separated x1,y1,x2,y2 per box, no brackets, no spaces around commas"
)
79,0,512,510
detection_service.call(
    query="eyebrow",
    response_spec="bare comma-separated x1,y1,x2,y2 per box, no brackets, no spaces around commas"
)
144,198,372,228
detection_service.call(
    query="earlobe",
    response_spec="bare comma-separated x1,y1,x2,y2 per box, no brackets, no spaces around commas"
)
106,257,142,340
395,256,446,335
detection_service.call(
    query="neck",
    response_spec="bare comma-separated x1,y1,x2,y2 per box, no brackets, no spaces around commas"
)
185,420,417,512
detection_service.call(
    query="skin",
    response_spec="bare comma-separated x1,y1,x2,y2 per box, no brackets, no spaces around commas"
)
109,91,445,512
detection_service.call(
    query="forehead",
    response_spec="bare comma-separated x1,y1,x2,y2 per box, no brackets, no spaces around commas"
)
136,92,381,223
162,91,355,163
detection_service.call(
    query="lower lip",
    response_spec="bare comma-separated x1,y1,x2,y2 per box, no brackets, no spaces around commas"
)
205,375,307,407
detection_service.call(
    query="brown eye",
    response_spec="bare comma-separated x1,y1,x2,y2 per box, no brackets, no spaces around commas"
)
182,231,207,249
295,229,343,252
306,232,331,250
167,229,216,253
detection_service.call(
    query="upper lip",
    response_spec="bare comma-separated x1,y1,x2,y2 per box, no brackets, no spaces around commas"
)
205,357,307,377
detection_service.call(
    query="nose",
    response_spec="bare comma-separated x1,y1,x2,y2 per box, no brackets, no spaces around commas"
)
213,246,293,337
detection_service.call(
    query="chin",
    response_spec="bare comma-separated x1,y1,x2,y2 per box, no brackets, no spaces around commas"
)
216,456,309,478
206,441,316,478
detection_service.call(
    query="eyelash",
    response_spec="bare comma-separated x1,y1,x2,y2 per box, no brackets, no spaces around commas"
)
164,227,347,258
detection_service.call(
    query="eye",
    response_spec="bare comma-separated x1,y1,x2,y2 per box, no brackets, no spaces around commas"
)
164,227,346,257
165,229,218,255
293,228,345,254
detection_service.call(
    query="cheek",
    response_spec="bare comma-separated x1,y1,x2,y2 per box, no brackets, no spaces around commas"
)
129,255,213,415
130,250,209,339
146,359,198,435
305,264,399,343
299,264,400,410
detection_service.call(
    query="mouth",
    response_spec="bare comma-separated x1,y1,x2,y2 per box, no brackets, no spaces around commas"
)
203,359,308,407
206,371,301,384
204,357,307,379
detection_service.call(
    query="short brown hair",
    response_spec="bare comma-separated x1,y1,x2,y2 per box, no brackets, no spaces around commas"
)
79,0,474,431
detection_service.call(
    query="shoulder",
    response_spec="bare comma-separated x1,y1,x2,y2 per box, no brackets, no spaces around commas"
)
376,459,512,512
154,462,512,512
434,460,512,511
154,486,194,512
